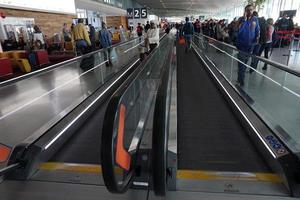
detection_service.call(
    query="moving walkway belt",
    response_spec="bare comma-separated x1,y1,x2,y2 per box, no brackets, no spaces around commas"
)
50,101,107,164
176,45,270,172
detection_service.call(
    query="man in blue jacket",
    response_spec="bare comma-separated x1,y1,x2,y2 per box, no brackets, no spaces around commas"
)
99,22,112,66
183,17,194,52
236,4,260,86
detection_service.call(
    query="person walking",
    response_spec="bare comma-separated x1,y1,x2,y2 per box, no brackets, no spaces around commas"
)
99,22,112,66
89,24,96,50
259,18,275,70
72,19,91,55
250,12,267,73
194,19,201,34
182,17,194,52
145,21,151,33
136,23,144,42
145,21,159,53
236,4,260,86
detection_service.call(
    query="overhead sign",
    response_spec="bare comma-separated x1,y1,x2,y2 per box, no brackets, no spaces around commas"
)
141,8,148,18
127,8,133,19
0,0,76,14
134,8,140,19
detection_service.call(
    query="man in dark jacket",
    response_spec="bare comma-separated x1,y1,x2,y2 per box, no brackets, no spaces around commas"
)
89,24,96,50
145,21,151,33
250,12,267,73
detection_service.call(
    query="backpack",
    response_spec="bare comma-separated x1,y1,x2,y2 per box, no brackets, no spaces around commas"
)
137,26,143,34
184,23,193,35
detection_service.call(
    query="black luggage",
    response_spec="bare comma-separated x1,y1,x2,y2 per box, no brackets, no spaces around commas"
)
80,54,95,70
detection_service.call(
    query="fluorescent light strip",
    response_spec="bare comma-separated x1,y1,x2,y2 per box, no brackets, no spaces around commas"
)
193,45,277,159
44,59,140,150
0,60,108,121
124,41,144,53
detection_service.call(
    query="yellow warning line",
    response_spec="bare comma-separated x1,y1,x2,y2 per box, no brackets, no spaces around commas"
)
39,162,124,174
39,163,282,183
39,162,102,173
177,170,283,183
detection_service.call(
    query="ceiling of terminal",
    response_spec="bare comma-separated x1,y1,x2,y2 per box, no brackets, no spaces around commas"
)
134,0,237,16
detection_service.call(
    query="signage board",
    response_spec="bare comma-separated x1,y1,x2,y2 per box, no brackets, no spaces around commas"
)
141,8,148,18
0,0,76,14
134,8,140,19
127,8,133,19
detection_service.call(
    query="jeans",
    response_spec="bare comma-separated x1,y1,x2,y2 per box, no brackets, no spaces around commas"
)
237,45,254,85
184,35,192,52
250,43,261,70
250,43,272,70
76,40,88,55
103,48,111,66
259,43,272,68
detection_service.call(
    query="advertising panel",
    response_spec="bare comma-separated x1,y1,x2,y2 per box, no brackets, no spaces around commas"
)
0,0,76,14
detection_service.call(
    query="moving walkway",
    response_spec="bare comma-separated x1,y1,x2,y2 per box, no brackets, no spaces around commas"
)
1,31,300,200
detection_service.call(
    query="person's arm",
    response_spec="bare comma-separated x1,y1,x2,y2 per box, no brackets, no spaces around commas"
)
108,31,112,46
255,18,260,43
83,26,91,46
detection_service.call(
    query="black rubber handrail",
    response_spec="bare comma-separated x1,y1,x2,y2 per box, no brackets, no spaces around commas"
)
196,34,300,77
151,40,175,196
101,34,167,193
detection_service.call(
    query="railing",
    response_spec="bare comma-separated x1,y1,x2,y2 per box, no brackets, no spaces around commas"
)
193,34,300,155
101,34,173,193
0,36,144,170
152,42,175,196
0,37,144,87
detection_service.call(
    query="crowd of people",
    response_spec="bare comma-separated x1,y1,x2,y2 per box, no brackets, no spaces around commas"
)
176,4,298,86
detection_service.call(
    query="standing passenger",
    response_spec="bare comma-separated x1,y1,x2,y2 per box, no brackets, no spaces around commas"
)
136,23,144,37
236,4,260,86
182,17,194,52
145,21,151,33
89,24,96,50
72,19,91,55
145,21,159,53
99,22,112,66
260,18,275,70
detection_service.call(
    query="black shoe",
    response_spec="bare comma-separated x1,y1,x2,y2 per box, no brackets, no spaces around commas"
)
249,69,254,74
262,66,267,70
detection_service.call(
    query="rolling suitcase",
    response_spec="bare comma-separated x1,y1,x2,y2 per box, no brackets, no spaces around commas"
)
0,58,13,77
80,55,95,71
17,59,31,73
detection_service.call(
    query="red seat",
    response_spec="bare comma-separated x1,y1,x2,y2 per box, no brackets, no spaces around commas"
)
33,50,50,66
0,58,13,78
